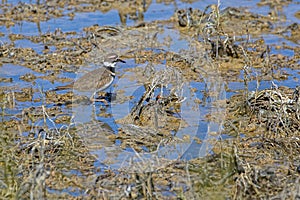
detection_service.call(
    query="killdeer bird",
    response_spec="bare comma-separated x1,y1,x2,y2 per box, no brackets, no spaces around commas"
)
55,53,125,100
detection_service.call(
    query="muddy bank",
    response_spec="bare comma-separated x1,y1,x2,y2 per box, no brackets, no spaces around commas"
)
0,0,300,199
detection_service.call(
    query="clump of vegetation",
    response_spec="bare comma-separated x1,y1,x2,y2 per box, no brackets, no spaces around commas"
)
1,0,299,199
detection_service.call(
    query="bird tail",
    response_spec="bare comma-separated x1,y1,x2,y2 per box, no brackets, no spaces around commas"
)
51,83,74,91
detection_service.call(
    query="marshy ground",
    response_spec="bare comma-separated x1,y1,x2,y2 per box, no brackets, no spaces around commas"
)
0,0,300,199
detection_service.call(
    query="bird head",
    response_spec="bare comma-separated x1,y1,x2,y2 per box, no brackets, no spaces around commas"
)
104,53,126,68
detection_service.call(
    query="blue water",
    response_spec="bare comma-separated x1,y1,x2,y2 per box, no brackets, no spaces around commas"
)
0,0,299,171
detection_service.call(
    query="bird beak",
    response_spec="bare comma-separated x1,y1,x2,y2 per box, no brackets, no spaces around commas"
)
117,58,126,63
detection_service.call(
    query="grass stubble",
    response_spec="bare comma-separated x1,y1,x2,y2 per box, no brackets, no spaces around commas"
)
0,0,300,199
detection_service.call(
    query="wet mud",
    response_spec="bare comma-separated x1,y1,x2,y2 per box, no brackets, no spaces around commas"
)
0,0,300,199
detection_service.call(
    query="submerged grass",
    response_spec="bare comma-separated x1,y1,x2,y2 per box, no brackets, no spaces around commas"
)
0,0,300,199
0,91,97,199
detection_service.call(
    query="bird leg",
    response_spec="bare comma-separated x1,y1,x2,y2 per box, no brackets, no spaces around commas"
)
89,91,109,106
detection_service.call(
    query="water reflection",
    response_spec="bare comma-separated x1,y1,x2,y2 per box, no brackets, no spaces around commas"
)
1,0,299,173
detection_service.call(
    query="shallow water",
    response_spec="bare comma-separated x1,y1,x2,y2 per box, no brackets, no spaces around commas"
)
1,0,299,171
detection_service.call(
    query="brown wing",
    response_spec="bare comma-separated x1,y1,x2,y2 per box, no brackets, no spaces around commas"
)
74,68,113,91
